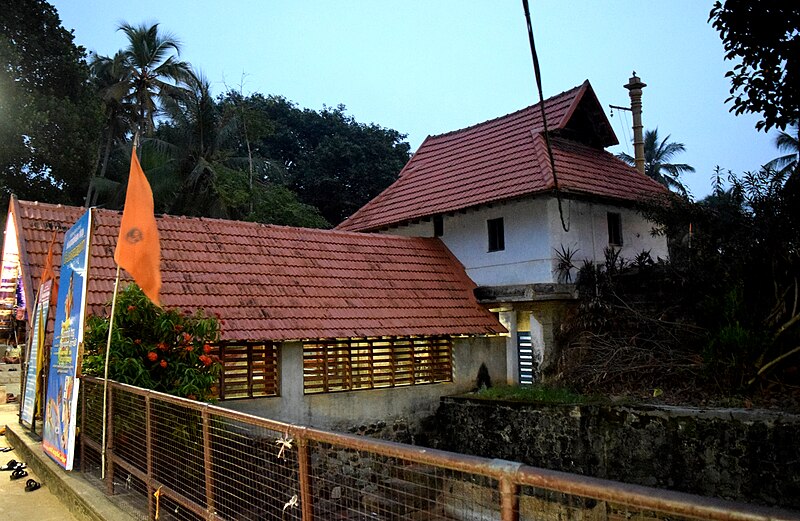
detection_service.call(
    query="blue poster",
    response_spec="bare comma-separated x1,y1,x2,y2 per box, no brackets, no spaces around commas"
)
42,211,92,470
20,280,51,426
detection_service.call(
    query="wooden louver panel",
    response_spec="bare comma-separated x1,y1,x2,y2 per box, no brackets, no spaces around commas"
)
213,343,278,400
303,336,453,394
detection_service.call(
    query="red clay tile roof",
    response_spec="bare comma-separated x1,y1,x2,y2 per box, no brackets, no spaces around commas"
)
337,81,667,232
8,198,505,341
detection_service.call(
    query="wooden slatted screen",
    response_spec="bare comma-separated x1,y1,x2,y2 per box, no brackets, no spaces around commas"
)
303,336,452,394
212,343,278,400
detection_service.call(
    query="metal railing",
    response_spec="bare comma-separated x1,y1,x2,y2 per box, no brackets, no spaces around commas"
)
79,376,798,521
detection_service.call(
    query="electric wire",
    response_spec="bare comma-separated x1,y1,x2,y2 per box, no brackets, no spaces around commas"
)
522,0,569,233
617,108,632,156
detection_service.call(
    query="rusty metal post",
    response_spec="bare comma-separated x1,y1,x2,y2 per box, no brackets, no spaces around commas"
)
297,437,314,521
490,460,521,521
80,381,86,474
202,408,216,518
218,345,226,401
105,386,115,496
499,476,520,521
247,344,254,397
146,394,154,519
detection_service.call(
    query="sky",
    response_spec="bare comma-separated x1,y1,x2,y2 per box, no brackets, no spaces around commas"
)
51,0,780,199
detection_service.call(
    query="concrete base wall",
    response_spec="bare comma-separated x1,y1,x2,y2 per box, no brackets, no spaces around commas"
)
221,336,506,435
430,397,800,509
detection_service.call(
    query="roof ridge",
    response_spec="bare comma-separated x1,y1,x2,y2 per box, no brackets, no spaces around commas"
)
428,82,585,140
531,131,555,190
17,199,450,242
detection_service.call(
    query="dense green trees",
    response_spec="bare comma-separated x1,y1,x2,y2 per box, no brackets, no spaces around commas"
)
709,0,799,132
219,95,411,225
1,3,409,228
0,0,102,213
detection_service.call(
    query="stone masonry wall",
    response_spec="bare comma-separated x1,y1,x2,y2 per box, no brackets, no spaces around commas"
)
430,397,800,510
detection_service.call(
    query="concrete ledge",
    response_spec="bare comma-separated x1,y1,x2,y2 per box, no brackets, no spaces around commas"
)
6,423,138,521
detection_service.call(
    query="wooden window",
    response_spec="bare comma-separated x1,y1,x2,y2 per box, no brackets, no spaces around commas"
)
211,343,279,400
303,336,453,394
433,215,444,237
487,217,504,252
607,212,623,246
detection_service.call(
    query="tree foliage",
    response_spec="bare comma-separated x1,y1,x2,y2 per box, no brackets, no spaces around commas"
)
631,169,797,394
764,123,799,176
83,284,222,401
558,153,799,401
618,128,695,195
0,0,102,212
709,0,800,132
221,94,411,225
2,5,410,229
116,22,193,138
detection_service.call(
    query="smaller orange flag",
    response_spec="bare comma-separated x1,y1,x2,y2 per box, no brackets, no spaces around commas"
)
41,231,59,306
114,147,161,305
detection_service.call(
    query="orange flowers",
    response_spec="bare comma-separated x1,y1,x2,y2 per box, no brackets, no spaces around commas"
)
159,360,167,368
203,344,212,354
147,351,158,362
198,355,212,366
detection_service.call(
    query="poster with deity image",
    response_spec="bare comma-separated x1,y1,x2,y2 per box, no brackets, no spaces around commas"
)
42,211,92,470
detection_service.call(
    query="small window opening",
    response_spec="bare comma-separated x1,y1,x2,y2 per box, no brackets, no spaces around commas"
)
488,218,505,252
433,215,443,237
607,212,623,246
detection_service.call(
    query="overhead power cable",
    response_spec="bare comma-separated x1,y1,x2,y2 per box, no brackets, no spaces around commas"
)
522,0,569,232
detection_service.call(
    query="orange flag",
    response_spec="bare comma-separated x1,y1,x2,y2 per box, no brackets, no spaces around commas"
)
114,147,161,305
41,231,59,306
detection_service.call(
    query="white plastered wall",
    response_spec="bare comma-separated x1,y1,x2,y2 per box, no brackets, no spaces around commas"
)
383,196,667,287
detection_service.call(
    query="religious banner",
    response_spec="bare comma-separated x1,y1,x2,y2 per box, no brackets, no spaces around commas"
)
42,211,92,470
20,279,52,426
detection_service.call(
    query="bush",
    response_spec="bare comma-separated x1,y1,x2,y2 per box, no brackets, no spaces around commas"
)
83,284,222,401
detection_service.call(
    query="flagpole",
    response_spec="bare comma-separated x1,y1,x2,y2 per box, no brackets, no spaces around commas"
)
101,264,121,479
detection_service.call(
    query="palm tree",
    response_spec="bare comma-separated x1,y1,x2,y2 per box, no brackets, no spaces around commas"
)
157,71,233,215
764,123,798,176
117,22,193,138
85,51,134,206
618,128,695,195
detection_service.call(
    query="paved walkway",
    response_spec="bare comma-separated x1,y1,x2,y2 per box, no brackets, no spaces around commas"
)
0,403,138,521
0,403,79,521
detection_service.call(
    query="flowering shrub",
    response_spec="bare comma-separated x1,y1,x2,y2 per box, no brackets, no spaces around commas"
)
83,284,222,401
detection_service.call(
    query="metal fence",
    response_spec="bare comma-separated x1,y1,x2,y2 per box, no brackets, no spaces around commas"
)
79,376,797,521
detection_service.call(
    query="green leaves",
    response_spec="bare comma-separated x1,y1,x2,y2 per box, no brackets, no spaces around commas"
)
0,0,102,207
83,284,222,401
709,1,800,132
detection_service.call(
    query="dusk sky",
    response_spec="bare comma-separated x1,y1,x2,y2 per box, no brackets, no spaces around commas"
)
51,1,779,199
